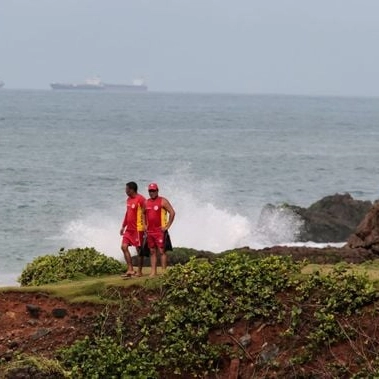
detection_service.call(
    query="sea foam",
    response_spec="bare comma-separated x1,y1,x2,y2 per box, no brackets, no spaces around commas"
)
59,184,307,259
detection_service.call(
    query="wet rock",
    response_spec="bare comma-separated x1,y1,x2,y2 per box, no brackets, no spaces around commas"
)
260,193,372,243
52,308,68,319
26,304,41,318
347,202,379,253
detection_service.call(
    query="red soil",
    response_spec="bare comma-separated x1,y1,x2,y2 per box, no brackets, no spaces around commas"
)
0,291,102,359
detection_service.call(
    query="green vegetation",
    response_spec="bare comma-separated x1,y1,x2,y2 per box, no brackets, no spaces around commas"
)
2,355,68,378
60,254,300,378
18,247,125,286
4,250,379,377
57,254,379,378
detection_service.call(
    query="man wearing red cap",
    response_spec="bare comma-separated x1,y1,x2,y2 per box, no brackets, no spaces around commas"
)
143,183,175,277
119,181,146,277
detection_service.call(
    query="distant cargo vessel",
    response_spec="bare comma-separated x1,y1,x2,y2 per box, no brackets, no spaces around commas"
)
50,77,148,92
0,80,4,88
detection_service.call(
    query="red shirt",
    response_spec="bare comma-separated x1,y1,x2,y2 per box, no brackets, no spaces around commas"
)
145,196,168,232
122,194,145,232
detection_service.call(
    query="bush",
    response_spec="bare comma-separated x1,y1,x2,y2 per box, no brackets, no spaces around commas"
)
2,355,68,379
19,248,125,286
53,253,379,378
59,336,157,379
131,247,216,267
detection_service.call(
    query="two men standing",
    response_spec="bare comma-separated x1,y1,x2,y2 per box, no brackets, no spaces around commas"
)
120,181,175,277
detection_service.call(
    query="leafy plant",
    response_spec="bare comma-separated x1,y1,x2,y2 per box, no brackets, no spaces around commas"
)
19,247,125,286
59,336,157,379
53,252,379,378
2,355,68,378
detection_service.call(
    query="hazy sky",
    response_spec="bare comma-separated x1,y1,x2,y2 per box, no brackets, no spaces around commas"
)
1,0,379,95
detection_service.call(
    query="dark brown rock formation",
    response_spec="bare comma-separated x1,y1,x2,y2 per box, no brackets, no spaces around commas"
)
260,193,372,243
347,202,379,253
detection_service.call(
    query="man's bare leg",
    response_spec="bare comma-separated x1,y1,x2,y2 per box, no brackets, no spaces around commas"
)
121,244,135,275
137,249,144,277
150,248,158,277
159,248,168,272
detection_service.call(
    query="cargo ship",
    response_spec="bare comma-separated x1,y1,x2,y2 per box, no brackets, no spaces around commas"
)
50,77,104,90
0,80,4,89
50,77,148,92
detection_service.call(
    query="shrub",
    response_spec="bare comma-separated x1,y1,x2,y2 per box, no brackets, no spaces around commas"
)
56,253,379,378
131,247,216,267
2,355,68,379
59,336,157,379
19,248,125,286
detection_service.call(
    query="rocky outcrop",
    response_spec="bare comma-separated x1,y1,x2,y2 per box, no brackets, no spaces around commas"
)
230,245,375,264
347,202,379,253
260,193,372,243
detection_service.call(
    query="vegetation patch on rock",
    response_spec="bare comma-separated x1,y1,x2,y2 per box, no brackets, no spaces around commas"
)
56,253,379,378
4,250,379,378
19,248,125,286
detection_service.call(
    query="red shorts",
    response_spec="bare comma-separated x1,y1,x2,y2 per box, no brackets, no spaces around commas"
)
122,230,144,247
147,230,165,249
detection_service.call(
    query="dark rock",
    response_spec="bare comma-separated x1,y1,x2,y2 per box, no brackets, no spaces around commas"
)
347,202,379,252
31,328,51,340
259,343,279,363
8,340,18,349
51,308,68,318
260,193,372,243
239,333,252,347
2,350,13,361
231,245,375,264
26,304,41,318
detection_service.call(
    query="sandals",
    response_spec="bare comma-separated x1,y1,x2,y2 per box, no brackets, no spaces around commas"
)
121,271,137,278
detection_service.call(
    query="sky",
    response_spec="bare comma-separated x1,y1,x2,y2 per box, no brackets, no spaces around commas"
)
1,0,379,96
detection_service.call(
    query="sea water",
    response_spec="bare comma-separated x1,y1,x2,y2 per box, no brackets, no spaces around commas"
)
1,90,379,285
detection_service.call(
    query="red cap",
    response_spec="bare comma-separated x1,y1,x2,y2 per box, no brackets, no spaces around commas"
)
148,183,159,191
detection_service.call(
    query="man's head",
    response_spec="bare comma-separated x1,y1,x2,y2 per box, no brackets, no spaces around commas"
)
126,181,138,197
148,183,159,198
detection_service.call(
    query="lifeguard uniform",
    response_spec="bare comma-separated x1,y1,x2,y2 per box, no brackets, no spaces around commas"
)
145,196,168,249
121,194,145,247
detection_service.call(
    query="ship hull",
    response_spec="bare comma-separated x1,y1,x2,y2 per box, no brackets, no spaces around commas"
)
50,83,104,90
103,83,148,92
50,82,148,92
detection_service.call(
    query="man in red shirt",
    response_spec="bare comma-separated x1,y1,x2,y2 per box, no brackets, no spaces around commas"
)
143,183,175,277
120,181,146,277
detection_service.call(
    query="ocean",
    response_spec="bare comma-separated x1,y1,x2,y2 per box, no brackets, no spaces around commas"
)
1,90,379,286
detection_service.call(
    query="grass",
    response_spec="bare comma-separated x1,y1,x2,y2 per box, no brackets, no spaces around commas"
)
0,267,164,303
303,259,379,285
3,260,379,304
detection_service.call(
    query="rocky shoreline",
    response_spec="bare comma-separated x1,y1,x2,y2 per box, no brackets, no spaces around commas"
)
2,193,379,377
259,192,374,243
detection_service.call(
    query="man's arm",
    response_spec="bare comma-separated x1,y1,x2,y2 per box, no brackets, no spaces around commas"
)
120,211,127,235
162,198,175,231
141,201,147,232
